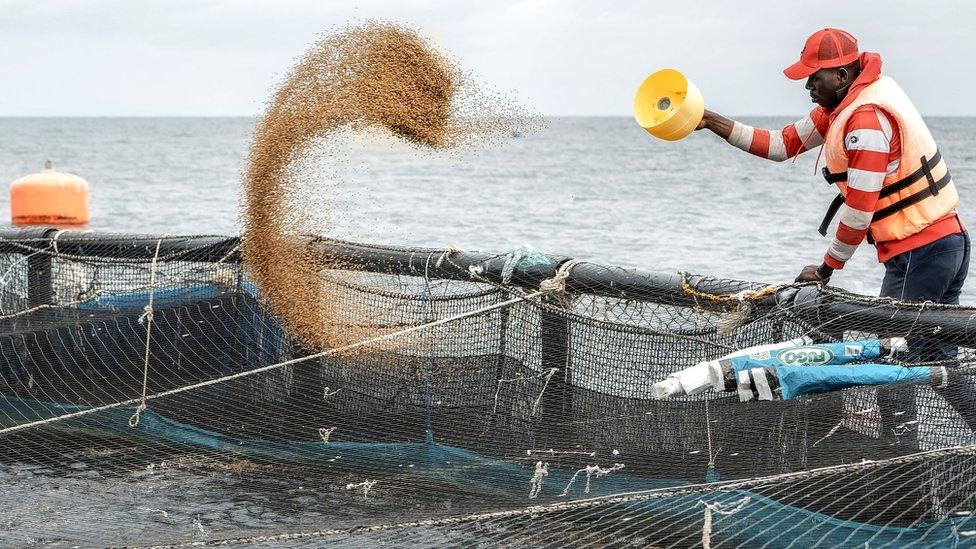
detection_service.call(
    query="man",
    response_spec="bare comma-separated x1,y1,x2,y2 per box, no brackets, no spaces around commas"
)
697,29,975,444
696,28,969,354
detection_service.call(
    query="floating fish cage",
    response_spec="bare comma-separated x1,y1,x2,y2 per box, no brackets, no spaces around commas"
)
1,228,975,547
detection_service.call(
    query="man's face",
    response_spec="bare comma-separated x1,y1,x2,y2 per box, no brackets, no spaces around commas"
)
805,68,845,109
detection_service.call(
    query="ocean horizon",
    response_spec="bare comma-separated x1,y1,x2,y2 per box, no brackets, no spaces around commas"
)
2,115,974,300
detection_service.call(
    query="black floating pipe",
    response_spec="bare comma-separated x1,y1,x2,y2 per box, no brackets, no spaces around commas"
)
791,286,976,348
307,237,565,289
9,228,976,348
310,239,764,309
0,228,240,263
563,261,764,309
0,229,768,305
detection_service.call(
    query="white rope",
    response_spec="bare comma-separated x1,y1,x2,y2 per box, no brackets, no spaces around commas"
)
559,463,625,496
530,367,559,417
128,237,164,428
214,244,240,265
526,449,595,457
811,407,877,448
317,427,335,443
705,397,715,468
50,229,68,255
0,289,108,320
702,504,713,549
0,290,545,436
49,228,95,256
435,243,464,269
0,248,42,286
527,460,549,499
812,419,844,449
700,496,751,549
483,367,559,434
345,479,377,499
538,259,585,295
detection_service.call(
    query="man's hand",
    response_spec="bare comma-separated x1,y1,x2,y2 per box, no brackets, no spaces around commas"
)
795,263,834,283
696,113,708,131
695,110,733,139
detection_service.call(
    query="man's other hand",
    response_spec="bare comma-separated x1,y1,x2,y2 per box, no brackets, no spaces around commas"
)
795,264,833,283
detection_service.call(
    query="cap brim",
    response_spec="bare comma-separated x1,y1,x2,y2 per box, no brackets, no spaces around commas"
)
783,60,818,80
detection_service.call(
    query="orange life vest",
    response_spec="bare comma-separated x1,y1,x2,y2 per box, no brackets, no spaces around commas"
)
819,76,957,243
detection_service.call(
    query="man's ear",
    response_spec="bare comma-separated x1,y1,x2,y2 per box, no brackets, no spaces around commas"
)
837,67,850,85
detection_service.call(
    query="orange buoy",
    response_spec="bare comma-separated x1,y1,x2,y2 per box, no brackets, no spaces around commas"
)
10,161,90,227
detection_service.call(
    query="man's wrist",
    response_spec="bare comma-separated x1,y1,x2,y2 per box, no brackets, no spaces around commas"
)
702,110,734,140
816,263,834,279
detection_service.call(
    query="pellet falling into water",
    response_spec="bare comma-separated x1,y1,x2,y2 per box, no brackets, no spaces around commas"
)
242,22,533,351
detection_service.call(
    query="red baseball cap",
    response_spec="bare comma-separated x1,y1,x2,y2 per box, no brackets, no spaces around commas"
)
783,28,859,80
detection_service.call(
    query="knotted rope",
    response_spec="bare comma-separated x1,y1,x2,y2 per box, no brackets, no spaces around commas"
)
528,461,549,499
50,228,96,255
680,273,787,334
700,496,751,549
680,273,783,306
705,397,718,473
50,229,68,255
435,243,465,269
129,237,165,428
539,259,585,296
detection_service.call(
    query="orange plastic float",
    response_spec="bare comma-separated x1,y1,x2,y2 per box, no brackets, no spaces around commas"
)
10,161,90,227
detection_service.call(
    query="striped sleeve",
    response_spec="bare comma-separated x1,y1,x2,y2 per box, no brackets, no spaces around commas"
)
727,108,829,161
823,106,894,269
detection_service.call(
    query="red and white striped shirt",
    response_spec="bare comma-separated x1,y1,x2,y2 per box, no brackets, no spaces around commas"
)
727,106,900,269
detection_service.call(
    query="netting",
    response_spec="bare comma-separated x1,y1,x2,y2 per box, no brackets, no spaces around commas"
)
1,230,976,548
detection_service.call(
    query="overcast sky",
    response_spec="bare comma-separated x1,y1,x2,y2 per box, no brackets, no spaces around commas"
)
1,0,973,117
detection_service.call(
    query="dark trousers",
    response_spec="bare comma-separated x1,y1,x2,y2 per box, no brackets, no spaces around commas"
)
879,230,971,356
877,230,975,442
880,231,970,301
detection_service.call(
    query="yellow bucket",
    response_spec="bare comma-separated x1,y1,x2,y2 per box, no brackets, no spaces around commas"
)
633,69,704,141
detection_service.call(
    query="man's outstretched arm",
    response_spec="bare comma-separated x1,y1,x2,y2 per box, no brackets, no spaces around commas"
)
697,108,829,161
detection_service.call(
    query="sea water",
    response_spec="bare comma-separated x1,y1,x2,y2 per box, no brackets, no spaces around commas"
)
0,116,974,300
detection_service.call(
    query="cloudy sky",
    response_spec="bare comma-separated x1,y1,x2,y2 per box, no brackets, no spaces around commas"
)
1,0,973,116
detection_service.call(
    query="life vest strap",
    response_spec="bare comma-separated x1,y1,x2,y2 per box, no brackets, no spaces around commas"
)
817,169,953,237
878,150,943,199
872,170,953,222
818,194,846,236
820,149,943,199
920,154,939,196
818,149,948,238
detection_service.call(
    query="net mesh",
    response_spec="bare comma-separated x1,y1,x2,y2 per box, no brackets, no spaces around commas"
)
1,232,975,548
